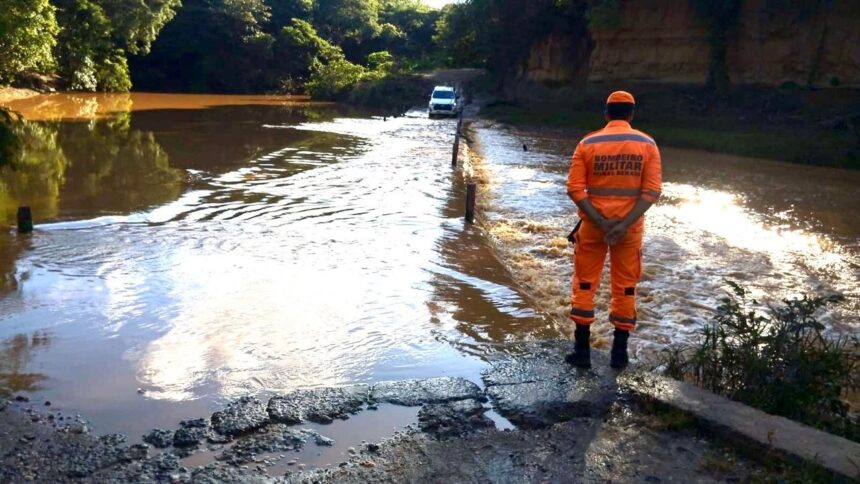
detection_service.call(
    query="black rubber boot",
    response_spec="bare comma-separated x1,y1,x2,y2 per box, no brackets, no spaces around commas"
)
565,324,591,369
610,329,630,369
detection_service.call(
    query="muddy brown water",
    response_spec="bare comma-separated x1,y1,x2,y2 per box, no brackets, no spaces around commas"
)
0,94,555,444
469,122,860,358
1,93,858,450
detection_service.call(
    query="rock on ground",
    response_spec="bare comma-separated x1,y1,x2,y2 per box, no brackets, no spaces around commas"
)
268,385,370,424
211,396,270,435
482,341,619,428
0,341,815,483
288,409,758,484
218,425,324,466
417,399,494,439
370,377,484,406
142,428,173,448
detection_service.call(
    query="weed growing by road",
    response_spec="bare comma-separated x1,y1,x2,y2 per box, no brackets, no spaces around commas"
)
661,281,860,441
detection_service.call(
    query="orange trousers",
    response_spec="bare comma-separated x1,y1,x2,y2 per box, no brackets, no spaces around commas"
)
570,218,642,331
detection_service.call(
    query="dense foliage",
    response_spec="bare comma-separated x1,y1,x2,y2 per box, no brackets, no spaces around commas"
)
0,0,59,84
433,0,592,83
661,282,859,441
129,0,441,94
0,0,440,95
0,0,180,90
5,0,856,95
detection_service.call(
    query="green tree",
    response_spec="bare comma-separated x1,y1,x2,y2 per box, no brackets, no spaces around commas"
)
306,56,368,99
375,0,440,63
130,0,275,92
0,0,60,83
433,3,481,67
313,0,381,46
98,0,182,55
275,18,344,88
53,0,132,91
265,0,314,31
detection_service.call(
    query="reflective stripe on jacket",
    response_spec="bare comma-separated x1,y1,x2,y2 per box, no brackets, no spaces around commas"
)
567,120,662,229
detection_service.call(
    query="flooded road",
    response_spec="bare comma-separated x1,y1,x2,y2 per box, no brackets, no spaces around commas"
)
0,93,555,438
469,121,860,357
2,92,858,446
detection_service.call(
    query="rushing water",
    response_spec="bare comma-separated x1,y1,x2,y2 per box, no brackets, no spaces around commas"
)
0,93,555,438
468,121,860,357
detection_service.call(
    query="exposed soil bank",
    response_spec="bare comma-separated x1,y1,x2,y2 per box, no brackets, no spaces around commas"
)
483,84,860,169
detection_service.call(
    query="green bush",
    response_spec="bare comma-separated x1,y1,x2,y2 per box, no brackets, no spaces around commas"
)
95,51,132,91
55,0,132,92
347,74,429,109
661,281,859,441
69,56,98,91
305,57,368,100
0,0,59,83
366,51,395,73
305,48,398,101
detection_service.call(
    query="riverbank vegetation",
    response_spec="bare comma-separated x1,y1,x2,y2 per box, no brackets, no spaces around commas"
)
480,85,860,170
660,282,859,442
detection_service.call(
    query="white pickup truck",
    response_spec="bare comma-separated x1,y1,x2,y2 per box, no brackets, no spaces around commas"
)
428,86,460,118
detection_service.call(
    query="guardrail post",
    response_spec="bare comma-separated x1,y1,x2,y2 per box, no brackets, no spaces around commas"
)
452,130,460,167
17,206,33,233
465,183,476,224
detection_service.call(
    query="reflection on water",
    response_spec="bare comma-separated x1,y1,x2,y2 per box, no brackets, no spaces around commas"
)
1,92,321,121
0,115,183,225
0,123,68,225
469,122,860,356
0,94,549,437
0,332,49,397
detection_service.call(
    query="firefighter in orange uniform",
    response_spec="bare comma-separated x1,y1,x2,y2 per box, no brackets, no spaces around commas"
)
565,91,662,369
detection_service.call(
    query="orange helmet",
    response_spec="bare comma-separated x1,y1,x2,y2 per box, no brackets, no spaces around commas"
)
606,91,635,104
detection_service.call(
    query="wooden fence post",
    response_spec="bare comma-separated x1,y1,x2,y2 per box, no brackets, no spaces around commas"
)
17,206,33,233
452,130,460,167
465,183,476,223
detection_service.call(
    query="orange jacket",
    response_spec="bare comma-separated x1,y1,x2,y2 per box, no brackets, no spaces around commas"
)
567,120,662,230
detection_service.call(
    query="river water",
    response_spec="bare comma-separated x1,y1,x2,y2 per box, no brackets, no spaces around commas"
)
468,121,860,356
0,93,858,443
0,93,555,439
